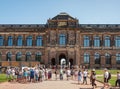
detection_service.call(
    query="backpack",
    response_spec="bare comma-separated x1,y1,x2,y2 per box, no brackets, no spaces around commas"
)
108,72,111,80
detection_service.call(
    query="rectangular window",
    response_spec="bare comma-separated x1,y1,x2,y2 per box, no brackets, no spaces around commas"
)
94,36,100,47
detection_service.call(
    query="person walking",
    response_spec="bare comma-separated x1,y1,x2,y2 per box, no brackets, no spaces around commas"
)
82,69,88,85
66,68,71,80
60,69,63,80
78,70,82,84
115,71,120,87
90,69,97,88
103,68,110,88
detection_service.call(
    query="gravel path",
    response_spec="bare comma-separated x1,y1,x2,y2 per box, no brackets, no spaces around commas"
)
0,74,110,89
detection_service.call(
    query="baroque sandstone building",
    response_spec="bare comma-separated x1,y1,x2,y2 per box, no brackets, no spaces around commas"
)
0,12,120,68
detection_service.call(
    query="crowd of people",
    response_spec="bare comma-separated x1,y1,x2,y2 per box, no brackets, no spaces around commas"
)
5,65,120,88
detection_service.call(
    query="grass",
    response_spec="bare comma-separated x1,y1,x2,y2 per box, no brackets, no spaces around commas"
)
0,74,12,83
88,69,120,75
96,76,117,86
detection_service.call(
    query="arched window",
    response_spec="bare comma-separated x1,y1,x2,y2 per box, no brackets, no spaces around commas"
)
0,36,4,46
26,52,31,61
105,53,111,64
26,36,32,46
94,53,100,64
94,36,100,47
35,52,41,62
116,53,120,64
7,52,12,61
8,36,13,46
17,36,23,46
84,53,90,64
36,36,42,46
59,34,66,45
0,52,2,61
84,36,90,47
104,36,110,47
115,36,120,47
16,52,22,61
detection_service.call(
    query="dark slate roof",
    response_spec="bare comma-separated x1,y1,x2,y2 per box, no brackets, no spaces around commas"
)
0,24,46,28
52,12,75,20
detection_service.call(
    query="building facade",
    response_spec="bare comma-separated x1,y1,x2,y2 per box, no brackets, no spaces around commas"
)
0,12,120,68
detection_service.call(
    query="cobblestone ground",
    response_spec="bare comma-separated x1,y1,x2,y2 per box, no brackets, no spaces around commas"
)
0,74,113,89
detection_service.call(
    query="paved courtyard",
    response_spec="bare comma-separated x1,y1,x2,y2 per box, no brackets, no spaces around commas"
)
0,74,110,89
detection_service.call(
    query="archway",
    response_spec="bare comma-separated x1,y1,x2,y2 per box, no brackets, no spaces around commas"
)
51,58,56,65
59,54,67,68
69,59,73,69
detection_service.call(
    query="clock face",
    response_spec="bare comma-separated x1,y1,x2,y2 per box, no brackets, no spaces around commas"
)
58,22,67,27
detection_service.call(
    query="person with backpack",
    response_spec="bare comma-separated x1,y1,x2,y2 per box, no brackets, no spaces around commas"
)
78,70,82,84
90,69,97,88
103,68,110,88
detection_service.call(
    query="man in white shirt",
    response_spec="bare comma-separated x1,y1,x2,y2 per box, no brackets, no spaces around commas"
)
83,69,88,84
103,68,109,88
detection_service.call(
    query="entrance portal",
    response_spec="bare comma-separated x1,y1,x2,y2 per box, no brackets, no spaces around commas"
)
51,58,56,65
59,54,67,68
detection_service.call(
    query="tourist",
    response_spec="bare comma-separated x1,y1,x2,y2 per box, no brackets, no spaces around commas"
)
66,68,71,80
23,68,28,83
38,68,43,82
103,68,109,88
71,68,74,80
90,69,97,88
115,71,120,87
34,68,39,82
55,69,58,80
78,70,82,84
45,68,48,80
74,70,78,80
60,68,63,80
30,68,35,83
11,68,15,82
6,67,11,79
82,69,88,85
41,68,45,81
48,68,52,80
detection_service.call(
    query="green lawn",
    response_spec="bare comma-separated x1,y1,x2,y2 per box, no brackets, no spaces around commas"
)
96,76,117,86
0,74,12,83
88,69,120,75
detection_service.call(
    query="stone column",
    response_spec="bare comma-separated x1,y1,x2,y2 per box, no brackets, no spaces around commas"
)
101,56,105,68
111,56,116,68
90,55,94,68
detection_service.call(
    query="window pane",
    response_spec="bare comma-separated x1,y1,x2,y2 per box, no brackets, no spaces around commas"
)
84,53,90,64
0,36,4,46
95,53,100,64
7,52,12,61
84,36,90,47
27,36,32,46
94,36,100,47
35,52,41,61
8,36,13,46
116,53,120,64
105,53,111,64
115,36,120,47
59,34,66,45
17,36,22,46
26,52,31,61
36,36,42,46
16,52,22,61
105,36,110,47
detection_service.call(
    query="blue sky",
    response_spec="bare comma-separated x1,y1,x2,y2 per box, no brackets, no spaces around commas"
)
0,0,120,24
